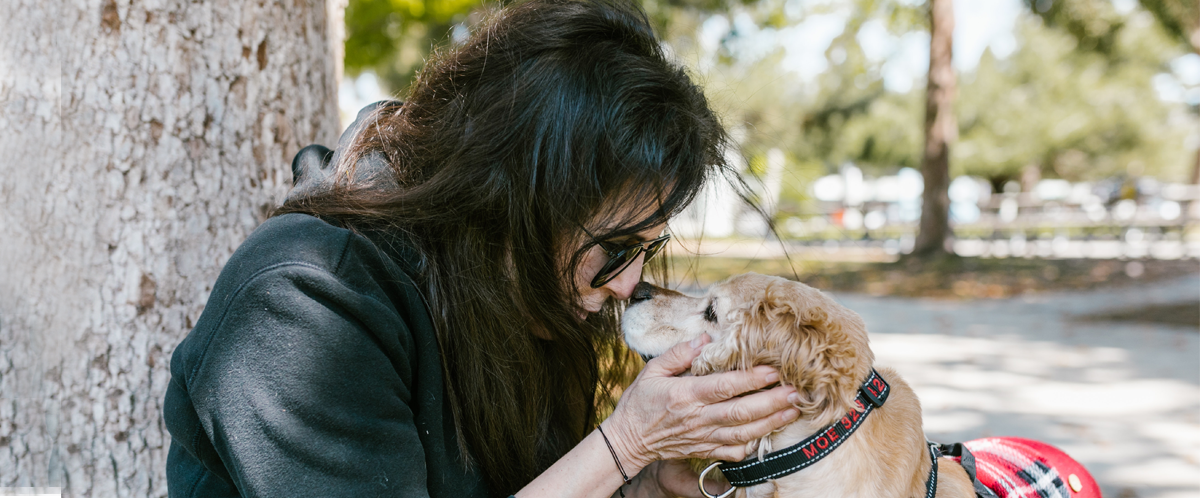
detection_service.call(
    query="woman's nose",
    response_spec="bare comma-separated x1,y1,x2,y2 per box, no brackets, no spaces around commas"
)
603,256,645,300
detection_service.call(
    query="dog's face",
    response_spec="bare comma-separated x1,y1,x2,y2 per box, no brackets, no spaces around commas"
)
623,273,874,425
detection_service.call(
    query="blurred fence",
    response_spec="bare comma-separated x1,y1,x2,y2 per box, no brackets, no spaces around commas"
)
675,164,1200,260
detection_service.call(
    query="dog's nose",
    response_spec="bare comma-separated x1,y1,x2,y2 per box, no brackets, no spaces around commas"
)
630,282,657,304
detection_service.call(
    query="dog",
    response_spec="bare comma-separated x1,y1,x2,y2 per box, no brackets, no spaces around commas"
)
621,273,1098,498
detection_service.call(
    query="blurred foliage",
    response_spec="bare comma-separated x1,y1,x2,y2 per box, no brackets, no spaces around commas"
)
1021,0,1126,54
1016,0,1198,185
954,12,1189,183
1138,0,1199,53
344,0,489,92
678,1,927,217
1024,0,1199,54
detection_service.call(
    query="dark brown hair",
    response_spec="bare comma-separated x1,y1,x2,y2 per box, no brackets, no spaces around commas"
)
278,0,734,493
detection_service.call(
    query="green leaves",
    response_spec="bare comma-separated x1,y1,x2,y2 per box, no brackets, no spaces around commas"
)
1137,0,1200,53
344,0,489,90
1023,0,1198,55
1022,0,1126,54
955,11,1188,183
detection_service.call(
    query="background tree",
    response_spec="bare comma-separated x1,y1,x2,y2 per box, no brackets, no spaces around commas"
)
0,0,343,495
912,0,955,256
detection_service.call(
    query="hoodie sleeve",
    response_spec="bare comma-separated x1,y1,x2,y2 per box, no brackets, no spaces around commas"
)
164,217,436,498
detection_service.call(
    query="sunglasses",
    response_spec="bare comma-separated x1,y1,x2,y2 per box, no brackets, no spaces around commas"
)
580,226,671,288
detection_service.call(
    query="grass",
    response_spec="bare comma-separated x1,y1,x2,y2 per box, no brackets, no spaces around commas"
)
665,255,1200,300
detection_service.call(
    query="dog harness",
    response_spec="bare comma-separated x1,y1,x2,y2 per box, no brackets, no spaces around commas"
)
698,369,890,498
935,437,1101,498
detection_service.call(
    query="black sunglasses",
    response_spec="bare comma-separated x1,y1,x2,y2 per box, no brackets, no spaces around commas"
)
580,226,672,288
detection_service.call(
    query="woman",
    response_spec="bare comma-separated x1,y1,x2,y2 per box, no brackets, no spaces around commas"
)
163,0,799,497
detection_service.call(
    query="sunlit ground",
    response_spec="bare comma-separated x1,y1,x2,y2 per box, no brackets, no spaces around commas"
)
836,274,1200,498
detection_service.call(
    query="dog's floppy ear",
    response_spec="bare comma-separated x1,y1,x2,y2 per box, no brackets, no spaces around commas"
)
738,281,872,426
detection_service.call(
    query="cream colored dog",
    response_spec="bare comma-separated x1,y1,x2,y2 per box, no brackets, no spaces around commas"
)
621,273,976,498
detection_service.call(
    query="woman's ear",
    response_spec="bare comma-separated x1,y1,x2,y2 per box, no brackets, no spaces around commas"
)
739,282,868,426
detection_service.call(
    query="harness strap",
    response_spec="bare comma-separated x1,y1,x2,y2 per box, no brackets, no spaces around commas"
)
924,442,939,498
930,442,1001,498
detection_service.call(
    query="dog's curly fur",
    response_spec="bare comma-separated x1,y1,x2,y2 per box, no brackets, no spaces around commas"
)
622,273,976,498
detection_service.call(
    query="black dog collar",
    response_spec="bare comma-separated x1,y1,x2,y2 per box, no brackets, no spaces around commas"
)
698,369,890,497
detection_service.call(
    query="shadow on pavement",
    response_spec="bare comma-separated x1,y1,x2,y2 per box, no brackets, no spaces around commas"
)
832,274,1200,498
1075,303,1199,329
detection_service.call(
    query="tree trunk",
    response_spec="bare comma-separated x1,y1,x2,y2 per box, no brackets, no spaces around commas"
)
0,0,343,495
912,0,957,257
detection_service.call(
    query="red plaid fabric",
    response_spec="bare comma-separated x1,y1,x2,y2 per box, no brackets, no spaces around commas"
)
950,437,1100,498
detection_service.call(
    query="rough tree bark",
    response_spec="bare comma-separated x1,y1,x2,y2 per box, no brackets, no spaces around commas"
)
0,0,343,495
912,0,957,257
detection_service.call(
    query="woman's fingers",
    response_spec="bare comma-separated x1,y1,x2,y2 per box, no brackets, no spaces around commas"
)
691,365,781,404
706,406,799,445
703,384,797,427
643,334,710,377
707,443,756,463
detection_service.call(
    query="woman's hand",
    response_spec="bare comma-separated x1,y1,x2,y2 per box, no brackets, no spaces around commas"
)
603,334,800,475
515,334,793,498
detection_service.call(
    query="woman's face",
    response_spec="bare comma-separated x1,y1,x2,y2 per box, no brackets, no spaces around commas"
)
572,221,668,320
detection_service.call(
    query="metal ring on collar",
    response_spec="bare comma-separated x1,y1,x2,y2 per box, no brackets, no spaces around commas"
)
698,461,736,498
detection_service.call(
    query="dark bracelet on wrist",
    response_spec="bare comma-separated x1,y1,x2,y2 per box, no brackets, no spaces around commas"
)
597,423,633,497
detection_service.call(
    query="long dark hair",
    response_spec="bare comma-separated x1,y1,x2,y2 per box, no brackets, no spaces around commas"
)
278,0,733,493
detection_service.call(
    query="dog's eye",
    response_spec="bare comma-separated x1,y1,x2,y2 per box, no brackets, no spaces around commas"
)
704,301,717,323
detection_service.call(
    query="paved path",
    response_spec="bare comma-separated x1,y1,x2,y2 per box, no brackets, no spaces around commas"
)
831,274,1200,498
